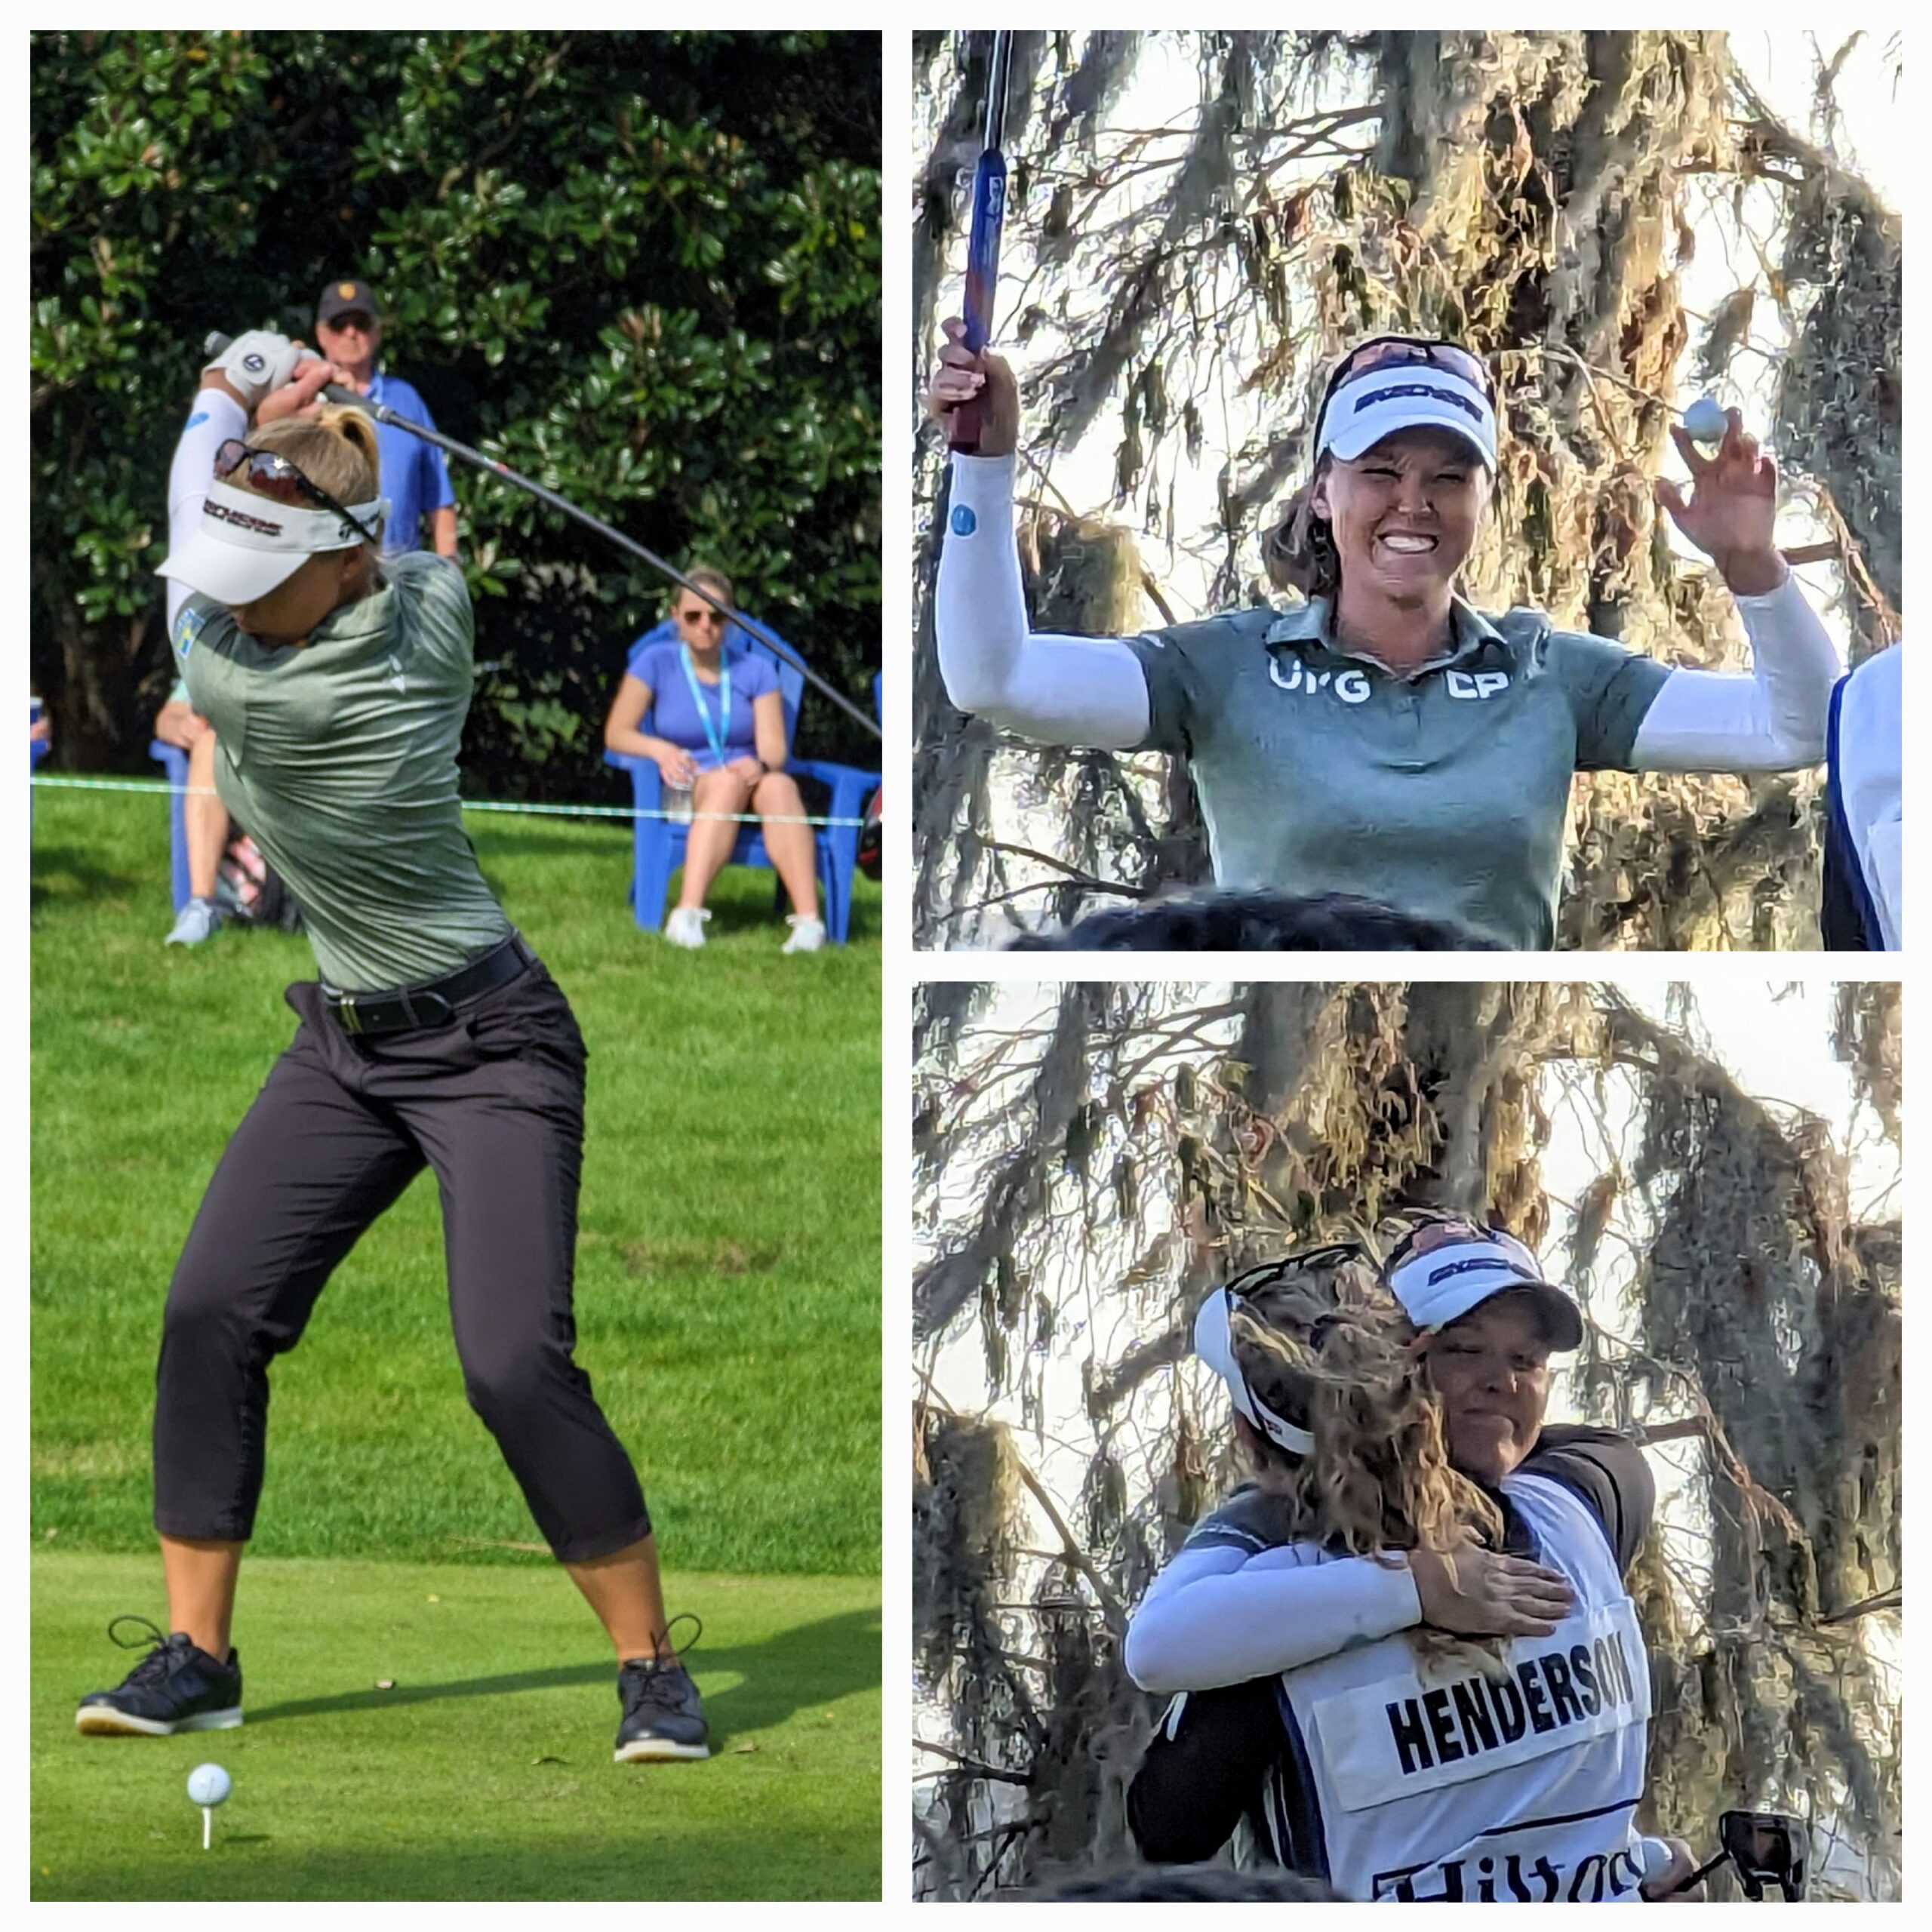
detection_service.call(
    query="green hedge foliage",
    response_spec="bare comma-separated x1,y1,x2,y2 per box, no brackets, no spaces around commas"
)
32,29,881,785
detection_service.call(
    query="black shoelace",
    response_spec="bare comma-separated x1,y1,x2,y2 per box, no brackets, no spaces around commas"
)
623,1613,703,1707
106,1614,182,1685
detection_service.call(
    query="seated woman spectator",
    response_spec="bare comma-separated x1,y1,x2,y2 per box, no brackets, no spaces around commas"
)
603,569,824,952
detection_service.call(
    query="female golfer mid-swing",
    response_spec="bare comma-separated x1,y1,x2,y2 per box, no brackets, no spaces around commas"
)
928,325,1842,949
75,331,709,1764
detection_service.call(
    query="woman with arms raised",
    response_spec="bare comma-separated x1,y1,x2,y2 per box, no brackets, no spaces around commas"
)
927,327,1839,949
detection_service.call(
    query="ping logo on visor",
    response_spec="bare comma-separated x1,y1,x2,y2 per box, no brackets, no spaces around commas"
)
1428,1255,1523,1287
203,500,285,538
1346,379,1486,426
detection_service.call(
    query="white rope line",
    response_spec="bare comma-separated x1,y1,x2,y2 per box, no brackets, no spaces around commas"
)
31,774,871,829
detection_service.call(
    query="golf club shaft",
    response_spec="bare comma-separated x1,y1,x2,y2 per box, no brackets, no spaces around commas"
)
205,333,880,740
950,31,1013,455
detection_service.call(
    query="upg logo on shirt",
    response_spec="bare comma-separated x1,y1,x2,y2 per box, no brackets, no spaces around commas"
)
1269,657,1371,705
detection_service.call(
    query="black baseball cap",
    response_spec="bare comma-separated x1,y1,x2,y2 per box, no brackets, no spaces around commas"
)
316,278,380,325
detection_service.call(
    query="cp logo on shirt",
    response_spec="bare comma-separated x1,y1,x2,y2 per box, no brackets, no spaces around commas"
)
1446,670,1510,700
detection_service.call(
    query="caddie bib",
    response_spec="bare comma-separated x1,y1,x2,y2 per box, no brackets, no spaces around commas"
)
1270,1473,1652,1902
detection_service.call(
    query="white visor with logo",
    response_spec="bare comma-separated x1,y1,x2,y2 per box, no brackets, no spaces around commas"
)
157,479,389,607
1319,366,1498,470
1195,1288,1315,1457
1385,1226,1583,1350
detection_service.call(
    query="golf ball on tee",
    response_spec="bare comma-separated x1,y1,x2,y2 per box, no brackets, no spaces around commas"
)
1681,396,1729,443
187,1763,232,1807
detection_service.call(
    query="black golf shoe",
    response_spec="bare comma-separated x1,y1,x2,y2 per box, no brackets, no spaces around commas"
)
75,1616,243,1737
615,1616,709,1762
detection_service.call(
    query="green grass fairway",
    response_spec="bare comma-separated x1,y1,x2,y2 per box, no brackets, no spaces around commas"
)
34,1552,881,1900
32,788,880,1573
32,787,881,1897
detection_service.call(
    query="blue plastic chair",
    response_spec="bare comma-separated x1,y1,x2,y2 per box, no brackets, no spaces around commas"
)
603,619,879,942
31,728,49,831
149,740,194,910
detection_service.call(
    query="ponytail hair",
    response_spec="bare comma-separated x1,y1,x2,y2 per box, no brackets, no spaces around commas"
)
1224,1256,1503,1560
1260,456,1341,601
238,406,383,546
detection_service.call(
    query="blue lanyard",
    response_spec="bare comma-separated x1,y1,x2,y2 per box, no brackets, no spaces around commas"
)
678,645,732,764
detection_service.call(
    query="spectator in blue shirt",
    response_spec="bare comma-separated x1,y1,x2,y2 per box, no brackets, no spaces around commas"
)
314,277,457,558
604,568,826,952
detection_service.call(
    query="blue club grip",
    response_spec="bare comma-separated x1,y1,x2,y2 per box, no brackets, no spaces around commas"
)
950,151,1008,454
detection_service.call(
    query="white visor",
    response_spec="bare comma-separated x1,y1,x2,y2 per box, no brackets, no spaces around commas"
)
1319,366,1497,470
156,479,389,607
1385,1226,1582,1350
1194,1289,1315,1457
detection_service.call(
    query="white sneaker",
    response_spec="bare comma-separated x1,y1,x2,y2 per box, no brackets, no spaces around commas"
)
663,906,709,949
782,915,826,954
165,897,224,946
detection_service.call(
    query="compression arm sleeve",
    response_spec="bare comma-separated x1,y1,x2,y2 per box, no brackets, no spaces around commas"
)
1124,1542,1423,1694
165,388,248,635
1128,1680,1284,1865
1630,571,1842,771
934,453,1152,748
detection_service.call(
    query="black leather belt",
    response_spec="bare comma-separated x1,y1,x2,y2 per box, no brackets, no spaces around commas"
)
323,934,537,1038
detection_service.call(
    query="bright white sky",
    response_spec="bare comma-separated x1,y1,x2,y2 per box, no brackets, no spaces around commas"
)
919,979,1900,1885
974,31,1901,632
927,977,1896,1426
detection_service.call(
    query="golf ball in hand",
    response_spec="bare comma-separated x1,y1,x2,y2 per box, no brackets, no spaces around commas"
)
187,1763,232,1807
1681,396,1729,443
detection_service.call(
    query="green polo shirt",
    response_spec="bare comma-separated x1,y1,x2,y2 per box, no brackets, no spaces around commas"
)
1124,597,1671,949
171,551,512,991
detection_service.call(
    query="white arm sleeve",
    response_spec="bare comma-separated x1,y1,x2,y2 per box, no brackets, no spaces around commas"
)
934,453,1152,749
1123,1540,1423,1694
164,389,248,635
1631,571,1843,771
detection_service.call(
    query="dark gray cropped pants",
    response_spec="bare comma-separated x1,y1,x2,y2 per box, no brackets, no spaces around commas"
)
152,962,651,1561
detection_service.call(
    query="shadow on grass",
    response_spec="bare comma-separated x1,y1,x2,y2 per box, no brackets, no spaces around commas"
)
30,842,143,908
244,1603,878,1746
34,1820,880,1902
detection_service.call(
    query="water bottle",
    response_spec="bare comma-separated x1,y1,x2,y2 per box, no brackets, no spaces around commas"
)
663,780,694,825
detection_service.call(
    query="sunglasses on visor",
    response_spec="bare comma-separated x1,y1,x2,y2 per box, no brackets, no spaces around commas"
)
214,440,381,548
1220,1241,1371,1308
1315,337,1497,447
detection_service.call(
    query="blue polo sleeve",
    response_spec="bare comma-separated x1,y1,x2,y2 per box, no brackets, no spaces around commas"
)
1548,626,1673,771
400,390,455,515
626,636,675,691
735,652,781,701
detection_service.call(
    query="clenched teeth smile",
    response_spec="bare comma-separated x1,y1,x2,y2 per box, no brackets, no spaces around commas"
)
1380,534,1438,553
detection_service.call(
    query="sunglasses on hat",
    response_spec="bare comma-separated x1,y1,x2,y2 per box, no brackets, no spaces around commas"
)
214,440,380,549
1315,336,1496,449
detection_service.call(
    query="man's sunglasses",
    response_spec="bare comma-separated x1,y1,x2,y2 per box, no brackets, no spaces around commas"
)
677,606,726,628
1315,336,1496,446
214,440,380,548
